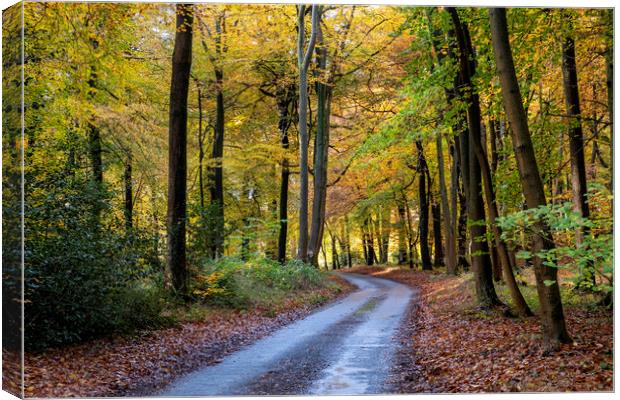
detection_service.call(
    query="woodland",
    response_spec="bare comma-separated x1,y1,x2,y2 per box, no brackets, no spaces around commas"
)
1,2,614,395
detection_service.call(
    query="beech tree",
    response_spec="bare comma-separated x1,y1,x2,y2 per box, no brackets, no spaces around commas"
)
489,7,572,350
448,7,501,307
297,4,319,262
167,4,193,297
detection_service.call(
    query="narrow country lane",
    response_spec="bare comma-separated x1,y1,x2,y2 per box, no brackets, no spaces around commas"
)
158,273,416,396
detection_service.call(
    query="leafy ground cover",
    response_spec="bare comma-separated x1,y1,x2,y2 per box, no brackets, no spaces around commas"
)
348,266,613,393
3,269,354,398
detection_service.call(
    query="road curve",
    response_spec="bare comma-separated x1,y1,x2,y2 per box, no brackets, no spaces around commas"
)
158,272,415,396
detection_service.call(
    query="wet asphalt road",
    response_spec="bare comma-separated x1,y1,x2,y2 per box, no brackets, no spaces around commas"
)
158,272,415,396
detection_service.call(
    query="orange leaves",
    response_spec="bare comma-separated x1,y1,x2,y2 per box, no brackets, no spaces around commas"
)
349,266,613,393
21,281,353,398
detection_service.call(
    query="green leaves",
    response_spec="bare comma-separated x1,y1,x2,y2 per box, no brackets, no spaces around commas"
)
496,194,613,295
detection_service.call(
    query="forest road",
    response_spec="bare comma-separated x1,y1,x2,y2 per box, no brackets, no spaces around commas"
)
158,272,416,396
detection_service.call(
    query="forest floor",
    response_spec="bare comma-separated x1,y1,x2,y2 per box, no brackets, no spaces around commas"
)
4,275,355,398
346,266,613,393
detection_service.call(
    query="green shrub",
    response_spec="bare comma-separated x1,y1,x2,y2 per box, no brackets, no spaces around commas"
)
190,257,328,309
21,173,168,351
496,189,613,297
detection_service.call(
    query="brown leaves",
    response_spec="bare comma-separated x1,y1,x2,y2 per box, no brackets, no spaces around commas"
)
20,279,354,398
349,266,613,393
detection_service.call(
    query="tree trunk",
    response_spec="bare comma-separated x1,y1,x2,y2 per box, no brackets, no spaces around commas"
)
402,192,415,269
456,159,469,272
475,115,533,316
604,9,613,193
309,17,331,266
197,87,205,210
448,7,500,306
489,7,571,350
561,26,590,246
426,9,457,274
329,227,339,270
432,202,443,267
167,4,193,299
344,214,353,267
437,134,456,273
277,85,295,263
380,206,391,264
296,5,319,262
397,202,408,265
416,141,432,270
209,14,226,259
124,150,133,233
561,22,595,287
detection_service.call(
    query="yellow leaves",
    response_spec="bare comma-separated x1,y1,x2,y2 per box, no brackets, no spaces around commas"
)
193,272,228,299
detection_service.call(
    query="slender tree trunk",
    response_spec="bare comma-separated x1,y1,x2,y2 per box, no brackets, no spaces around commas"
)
427,10,458,274
309,16,331,265
87,61,103,193
561,23,596,287
561,26,590,246
402,192,415,269
167,4,193,298
87,68,103,223
437,134,456,272
489,7,571,350
416,141,432,270
397,203,408,265
329,227,339,270
297,5,319,262
456,163,469,272
475,115,533,316
197,87,205,210
604,9,613,193
209,17,226,258
380,206,391,264
431,201,443,267
449,7,500,306
344,214,352,267
361,221,369,265
277,86,294,263
124,150,133,233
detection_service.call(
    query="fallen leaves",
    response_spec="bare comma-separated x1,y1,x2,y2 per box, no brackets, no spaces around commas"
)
348,266,613,393
11,276,354,398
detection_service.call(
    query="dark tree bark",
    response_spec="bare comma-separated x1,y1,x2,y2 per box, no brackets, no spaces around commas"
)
196,86,206,210
208,13,226,259
397,202,408,265
296,5,319,262
309,18,330,266
362,217,376,266
489,7,571,350
448,7,500,306
604,9,613,193
380,206,391,264
432,202,443,267
167,4,193,298
277,84,296,263
124,150,133,233
403,194,416,269
561,24,590,246
475,118,533,316
87,61,103,189
344,214,353,267
455,152,469,272
416,141,433,271
328,227,339,270
426,9,458,274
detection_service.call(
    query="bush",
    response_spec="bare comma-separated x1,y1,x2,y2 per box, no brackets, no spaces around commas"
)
20,173,168,351
190,257,328,309
496,192,613,297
